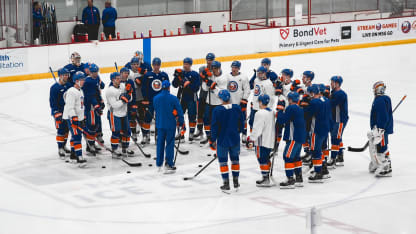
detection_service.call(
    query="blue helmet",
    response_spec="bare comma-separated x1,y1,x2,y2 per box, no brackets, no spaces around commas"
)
281,68,293,78
206,53,215,61
288,91,300,102
307,84,319,95
162,80,171,89
110,72,120,80
218,89,231,102
330,75,343,85
183,57,193,65
152,57,161,65
257,66,267,73
73,71,85,82
231,60,241,68
303,70,315,80
89,63,99,73
211,61,221,68
120,67,130,74
83,62,91,70
58,68,69,76
131,57,140,64
258,94,270,105
318,83,326,94
261,58,271,65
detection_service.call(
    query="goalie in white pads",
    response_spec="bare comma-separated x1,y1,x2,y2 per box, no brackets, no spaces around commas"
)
368,81,393,177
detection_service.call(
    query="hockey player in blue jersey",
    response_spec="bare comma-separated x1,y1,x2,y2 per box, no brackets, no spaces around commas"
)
82,63,105,155
210,90,245,191
304,84,330,183
276,91,306,188
247,94,276,187
64,52,85,87
249,58,279,90
124,51,152,72
329,76,349,168
368,81,393,177
318,83,332,179
141,57,169,145
172,57,201,143
153,80,185,174
49,68,71,158
119,67,136,155
300,70,315,162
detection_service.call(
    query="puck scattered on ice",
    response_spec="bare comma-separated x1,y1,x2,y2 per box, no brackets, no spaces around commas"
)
127,171,131,174
148,164,153,167
207,154,211,156
198,164,203,167
102,165,106,169
65,160,69,163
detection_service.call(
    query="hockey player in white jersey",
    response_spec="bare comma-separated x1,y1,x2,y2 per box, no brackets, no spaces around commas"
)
248,66,275,134
106,72,132,158
226,61,250,143
200,60,228,145
63,71,87,167
246,94,276,187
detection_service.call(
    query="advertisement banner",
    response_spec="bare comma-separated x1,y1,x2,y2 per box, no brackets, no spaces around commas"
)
341,18,400,43
277,24,342,50
0,49,28,75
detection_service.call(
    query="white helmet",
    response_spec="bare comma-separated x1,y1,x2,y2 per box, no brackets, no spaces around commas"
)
373,81,386,96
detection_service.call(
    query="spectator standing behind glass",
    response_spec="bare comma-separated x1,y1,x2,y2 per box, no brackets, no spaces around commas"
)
82,0,100,40
102,1,117,40
33,1,43,42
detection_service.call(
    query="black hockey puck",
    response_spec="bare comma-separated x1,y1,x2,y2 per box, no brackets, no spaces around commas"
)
65,160,70,163
198,164,203,167
148,164,153,167
102,165,106,169
127,171,131,174
207,154,211,156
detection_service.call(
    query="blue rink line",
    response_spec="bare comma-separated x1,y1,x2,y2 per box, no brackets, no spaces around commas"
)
349,110,416,128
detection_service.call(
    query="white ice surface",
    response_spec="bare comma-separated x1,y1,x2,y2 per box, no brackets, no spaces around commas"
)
0,43,416,234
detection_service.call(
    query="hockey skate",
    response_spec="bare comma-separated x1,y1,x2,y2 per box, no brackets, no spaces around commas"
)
63,146,71,154
70,151,77,163
200,137,209,147
233,177,240,190
295,174,304,187
96,133,104,144
131,132,138,142
164,164,177,174
77,156,87,168
112,148,122,159
335,151,344,166
322,161,331,179
308,171,324,183
280,177,295,189
193,129,203,140
220,179,231,192
256,176,273,187
327,158,336,170
188,133,194,143
175,134,185,143
301,151,312,163
375,159,392,177
241,134,247,144
368,161,378,173
141,134,150,146
58,148,66,159
86,142,96,156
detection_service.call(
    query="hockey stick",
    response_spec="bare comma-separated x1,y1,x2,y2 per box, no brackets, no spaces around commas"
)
131,139,151,158
115,62,119,72
175,145,189,155
347,94,407,152
173,127,182,165
76,127,142,167
183,154,217,180
49,66,57,83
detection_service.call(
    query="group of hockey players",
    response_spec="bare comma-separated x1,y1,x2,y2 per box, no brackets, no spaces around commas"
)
49,51,394,190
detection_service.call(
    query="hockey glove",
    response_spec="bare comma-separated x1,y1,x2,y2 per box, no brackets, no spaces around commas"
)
125,83,133,95
323,85,330,98
246,136,254,149
120,93,131,103
180,124,186,137
276,100,286,110
240,99,248,112
206,79,217,89
54,112,63,125
275,88,283,96
300,94,310,107
138,67,147,75
93,104,103,116
70,116,79,133
172,109,178,118
174,68,184,81
209,140,217,151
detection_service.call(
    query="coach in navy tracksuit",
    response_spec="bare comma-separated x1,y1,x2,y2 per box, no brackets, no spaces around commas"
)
82,0,100,40
210,89,245,191
153,80,184,172
102,1,117,40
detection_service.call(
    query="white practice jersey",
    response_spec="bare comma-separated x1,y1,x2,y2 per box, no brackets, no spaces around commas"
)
106,83,130,117
202,72,228,106
282,83,292,97
252,78,275,110
63,87,85,120
225,72,250,105
250,108,276,149
128,69,143,101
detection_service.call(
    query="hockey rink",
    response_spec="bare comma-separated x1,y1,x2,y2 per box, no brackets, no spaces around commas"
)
0,43,415,234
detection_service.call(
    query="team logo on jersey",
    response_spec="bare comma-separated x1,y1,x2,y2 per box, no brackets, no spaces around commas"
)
152,79,162,91
228,81,239,92
254,85,261,96
402,21,411,33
